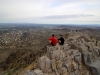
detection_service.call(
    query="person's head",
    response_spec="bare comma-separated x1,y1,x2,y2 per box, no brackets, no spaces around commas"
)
52,34,55,37
60,34,63,37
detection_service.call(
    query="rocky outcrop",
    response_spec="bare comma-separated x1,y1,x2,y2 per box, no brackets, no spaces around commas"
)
23,32,100,75
97,41,100,48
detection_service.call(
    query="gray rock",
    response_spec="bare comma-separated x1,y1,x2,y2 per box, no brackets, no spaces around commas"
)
59,44,69,51
78,64,82,70
46,46,54,59
34,69,44,75
65,62,71,73
74,70,80,75
24,70,36,75
38,56,52,73
51,59,56,71
93,46,100,57
86,58,100,75
97,41,100,48
74,55,81,65
82,51,100,75
87,52,93,64
52,50,65,60
81,38,85,43
38,56,46,71
61,67,68,74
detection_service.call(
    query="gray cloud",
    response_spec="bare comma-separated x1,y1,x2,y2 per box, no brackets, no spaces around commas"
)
77,20,100,22
0,12,9,18
0,12,10,22
41,14,94,19
48,0,100,8
0,0,99,24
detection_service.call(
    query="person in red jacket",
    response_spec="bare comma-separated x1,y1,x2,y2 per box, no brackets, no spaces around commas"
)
48,34,57,46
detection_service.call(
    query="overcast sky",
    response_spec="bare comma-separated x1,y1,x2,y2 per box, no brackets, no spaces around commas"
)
0,0,100,24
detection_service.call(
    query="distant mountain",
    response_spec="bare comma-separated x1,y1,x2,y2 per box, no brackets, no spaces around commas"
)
57,24,100,30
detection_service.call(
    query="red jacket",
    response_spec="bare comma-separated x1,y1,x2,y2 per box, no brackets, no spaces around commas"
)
49,37,57,46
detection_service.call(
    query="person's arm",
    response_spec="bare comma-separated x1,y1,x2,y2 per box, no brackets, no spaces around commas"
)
58,38,61,43
49,38,52,40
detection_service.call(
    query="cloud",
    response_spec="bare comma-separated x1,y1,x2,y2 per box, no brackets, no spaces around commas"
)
41,14,94,19
0,0,100,24
88,21,100,22
0,12,9,18
45,0,100,8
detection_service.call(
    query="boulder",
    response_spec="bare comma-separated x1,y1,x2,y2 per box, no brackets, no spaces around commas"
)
59,44,69,51
79,45,88,52
38,56,52,73
82,51,94,64
86,58,100,75
34,69,44,75
52,50,65,60
74,55,81,65
24,70,36,75
93,46,100,57
97,41,100,48
65,62,71,73
61,67,69,75
82,51,100,75
46,45,60,59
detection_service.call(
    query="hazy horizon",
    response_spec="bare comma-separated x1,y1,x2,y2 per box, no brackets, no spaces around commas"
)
0,23,100,26
0,0,100,24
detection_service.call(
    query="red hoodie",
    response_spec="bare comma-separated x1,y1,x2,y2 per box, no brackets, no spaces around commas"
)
49,37,57,46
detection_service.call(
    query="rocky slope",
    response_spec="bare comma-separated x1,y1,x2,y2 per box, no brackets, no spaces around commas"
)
22,31,100,75
0,47,47,75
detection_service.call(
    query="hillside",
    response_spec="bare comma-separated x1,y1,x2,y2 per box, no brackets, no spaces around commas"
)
17,31,100,75
0,25,68,75
0,25,100,75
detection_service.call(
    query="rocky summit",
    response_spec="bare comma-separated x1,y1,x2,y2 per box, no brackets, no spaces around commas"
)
21,32,100,75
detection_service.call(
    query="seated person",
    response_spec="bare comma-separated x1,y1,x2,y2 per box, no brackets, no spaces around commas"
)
48,34,57,46
58,35,65,45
